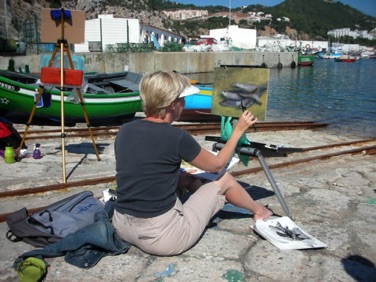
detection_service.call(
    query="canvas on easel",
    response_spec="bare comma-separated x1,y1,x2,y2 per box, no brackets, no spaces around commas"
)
210,66,269,120
40,8,85,44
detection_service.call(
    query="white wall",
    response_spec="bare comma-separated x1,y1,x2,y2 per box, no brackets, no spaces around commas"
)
74,15,141,53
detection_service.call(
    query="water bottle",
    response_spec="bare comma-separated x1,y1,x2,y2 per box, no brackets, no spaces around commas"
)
4,146,15,164
33,143,41,159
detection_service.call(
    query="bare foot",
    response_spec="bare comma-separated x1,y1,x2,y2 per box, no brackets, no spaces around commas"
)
253,205,273,221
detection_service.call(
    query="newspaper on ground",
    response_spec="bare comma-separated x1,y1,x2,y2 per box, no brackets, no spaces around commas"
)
252,216,327,250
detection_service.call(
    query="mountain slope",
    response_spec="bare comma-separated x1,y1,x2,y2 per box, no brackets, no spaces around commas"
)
259,0,376,38
1,0,375,43
1,0,171,40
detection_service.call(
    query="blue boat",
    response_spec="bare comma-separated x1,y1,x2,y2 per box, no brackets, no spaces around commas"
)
183,84,212,110
316,52,341,59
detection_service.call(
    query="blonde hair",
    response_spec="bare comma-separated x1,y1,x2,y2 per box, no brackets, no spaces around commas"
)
139,71,191,117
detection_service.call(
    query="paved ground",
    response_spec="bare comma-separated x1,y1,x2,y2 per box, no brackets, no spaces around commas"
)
0,126,375,281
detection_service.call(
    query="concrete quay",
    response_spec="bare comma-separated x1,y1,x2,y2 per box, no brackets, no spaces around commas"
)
0,51,299,75
0,127,375,281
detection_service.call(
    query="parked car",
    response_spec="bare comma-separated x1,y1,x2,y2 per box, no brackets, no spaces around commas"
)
196,38,218,45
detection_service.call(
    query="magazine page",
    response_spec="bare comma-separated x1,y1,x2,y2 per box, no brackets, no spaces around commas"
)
181,151,239,181
252,216,327,250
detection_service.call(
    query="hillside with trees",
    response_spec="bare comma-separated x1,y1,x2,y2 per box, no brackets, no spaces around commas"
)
2,0,375,48
158,0,376,45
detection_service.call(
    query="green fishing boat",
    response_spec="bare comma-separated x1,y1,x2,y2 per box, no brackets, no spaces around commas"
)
0,70,142,126
298,54,315,66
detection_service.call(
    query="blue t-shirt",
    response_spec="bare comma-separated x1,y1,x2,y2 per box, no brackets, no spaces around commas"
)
114,119,201,218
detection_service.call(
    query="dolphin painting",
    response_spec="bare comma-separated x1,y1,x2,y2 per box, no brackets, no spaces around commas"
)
219,82,267,109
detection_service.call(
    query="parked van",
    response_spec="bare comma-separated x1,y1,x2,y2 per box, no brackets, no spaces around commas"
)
196,37,218,45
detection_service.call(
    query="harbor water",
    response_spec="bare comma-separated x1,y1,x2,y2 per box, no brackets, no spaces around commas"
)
188,59,376,139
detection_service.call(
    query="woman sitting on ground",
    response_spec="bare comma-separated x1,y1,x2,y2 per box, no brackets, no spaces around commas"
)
112,71,272,256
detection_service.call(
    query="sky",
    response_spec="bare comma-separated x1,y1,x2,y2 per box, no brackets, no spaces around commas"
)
173,0,376,18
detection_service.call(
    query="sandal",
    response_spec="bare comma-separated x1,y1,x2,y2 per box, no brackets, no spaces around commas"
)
264,204,282,217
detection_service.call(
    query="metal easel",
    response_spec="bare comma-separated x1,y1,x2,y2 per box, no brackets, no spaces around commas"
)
207,64,292,218
212,141,292,219
16,8,100,183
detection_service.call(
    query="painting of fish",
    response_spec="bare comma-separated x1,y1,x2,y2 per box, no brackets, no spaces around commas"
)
211,67,269,120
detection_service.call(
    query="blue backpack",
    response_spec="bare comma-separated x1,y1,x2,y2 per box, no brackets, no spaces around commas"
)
6,191,104,247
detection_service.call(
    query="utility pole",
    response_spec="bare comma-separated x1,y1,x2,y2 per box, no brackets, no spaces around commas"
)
3,0,9,38
228,0,231,27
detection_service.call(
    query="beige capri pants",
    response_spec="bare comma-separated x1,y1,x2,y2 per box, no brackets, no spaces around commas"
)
112,182,226,256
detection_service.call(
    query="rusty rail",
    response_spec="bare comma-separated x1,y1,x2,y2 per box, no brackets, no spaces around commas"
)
21,121,328,140
231,144,376,177
302,137,376,151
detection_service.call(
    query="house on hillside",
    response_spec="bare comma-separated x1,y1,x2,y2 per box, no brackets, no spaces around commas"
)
327,27,374,40
163,9,208,20
276,17,290,22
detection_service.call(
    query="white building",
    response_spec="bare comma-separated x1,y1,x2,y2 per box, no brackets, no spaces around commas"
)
250,17,261,23
209,25,257,49
74,14,184,53
327,28,374,40
331,43,361,52
163,9,208,20
74,15,141,53
276,17,290,22
328,28,355,38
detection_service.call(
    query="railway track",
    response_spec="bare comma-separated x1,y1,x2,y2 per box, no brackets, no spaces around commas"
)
0,136,375,223
20,121,328,140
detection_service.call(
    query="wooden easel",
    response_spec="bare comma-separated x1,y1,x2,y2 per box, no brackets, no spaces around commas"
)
16,8,100,184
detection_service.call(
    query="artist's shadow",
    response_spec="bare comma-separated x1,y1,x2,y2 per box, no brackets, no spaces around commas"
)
341,255,376,281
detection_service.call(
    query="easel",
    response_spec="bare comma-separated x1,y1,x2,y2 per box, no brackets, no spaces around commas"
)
207,64,292,218
16,8,100,183
211,141,292,219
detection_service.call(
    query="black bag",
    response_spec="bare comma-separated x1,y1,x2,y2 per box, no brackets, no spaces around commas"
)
5,191,104,247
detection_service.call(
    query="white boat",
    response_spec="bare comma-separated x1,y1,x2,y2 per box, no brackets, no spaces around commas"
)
211,44,232,52
182,44,212,52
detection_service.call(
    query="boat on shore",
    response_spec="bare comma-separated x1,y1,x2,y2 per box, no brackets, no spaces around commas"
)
0,70,142,126
184,84,212,110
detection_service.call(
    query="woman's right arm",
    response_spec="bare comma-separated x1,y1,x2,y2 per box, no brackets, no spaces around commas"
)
189,110,257,173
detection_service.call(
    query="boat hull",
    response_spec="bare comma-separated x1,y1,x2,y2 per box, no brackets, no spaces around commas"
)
298,54,315,66
0,75,142,126
184,85,212,110
334,58,356,62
